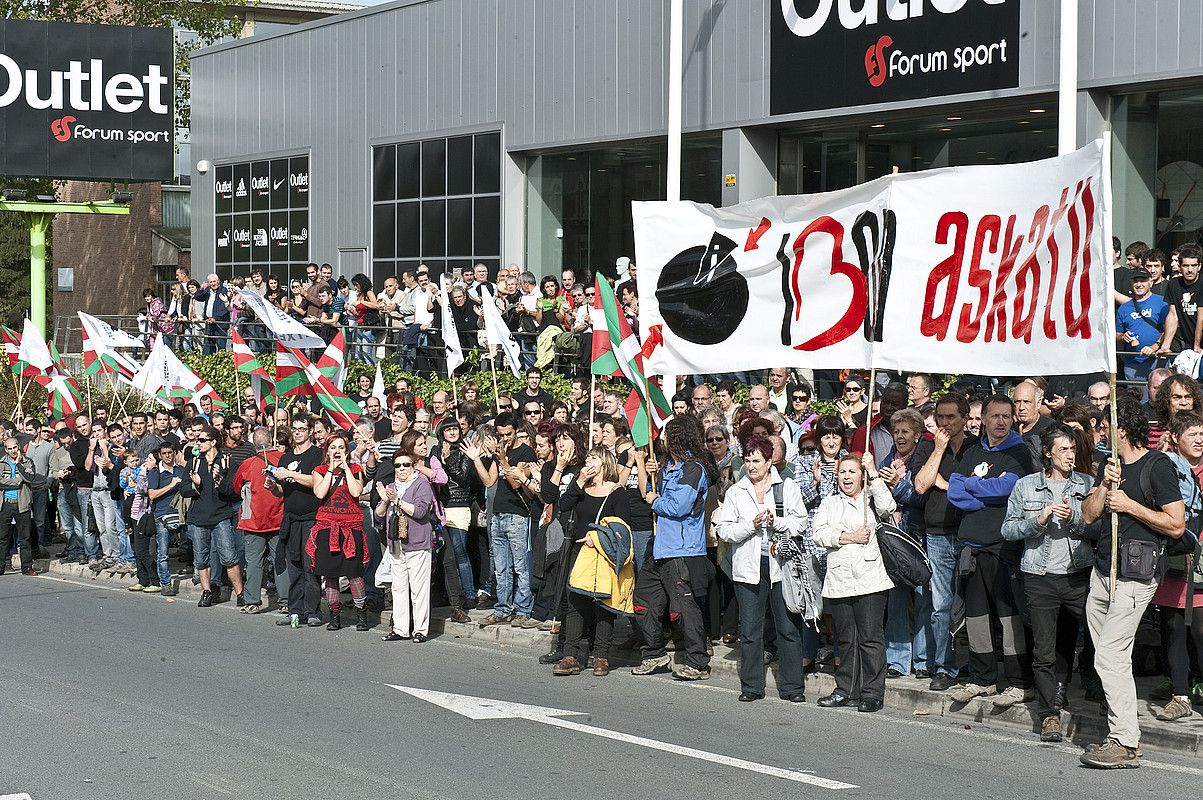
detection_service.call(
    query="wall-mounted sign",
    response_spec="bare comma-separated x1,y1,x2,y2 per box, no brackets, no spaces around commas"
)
215,155,309,274
724,174,737,187
0,20,174,180
770,0,1021,115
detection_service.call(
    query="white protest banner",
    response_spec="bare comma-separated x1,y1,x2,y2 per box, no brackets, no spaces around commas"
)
634,140,1111,377
239,288,327,350
480,287,523,377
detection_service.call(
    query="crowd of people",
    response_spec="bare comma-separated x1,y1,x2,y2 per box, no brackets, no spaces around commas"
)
7,237,1203,772
136,260,636,375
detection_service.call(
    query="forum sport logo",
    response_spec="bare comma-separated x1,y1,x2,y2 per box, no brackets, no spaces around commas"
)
49,113,169,144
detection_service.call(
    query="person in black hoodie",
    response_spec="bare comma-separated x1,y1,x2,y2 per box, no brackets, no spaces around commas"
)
186,424,243,607
946,394,1038,707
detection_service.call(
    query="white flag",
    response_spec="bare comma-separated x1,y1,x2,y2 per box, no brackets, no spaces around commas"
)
78,311,144,349
130,336,202,406
18,319,53,371
439,283,465,377
479,287,523,378
372,361,387,406
239,288,327,350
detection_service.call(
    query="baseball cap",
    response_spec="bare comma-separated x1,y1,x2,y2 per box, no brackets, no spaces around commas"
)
1131,267,1152,280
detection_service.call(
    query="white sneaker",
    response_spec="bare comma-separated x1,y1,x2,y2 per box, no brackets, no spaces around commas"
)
949,682,992,703
992,686,1036,708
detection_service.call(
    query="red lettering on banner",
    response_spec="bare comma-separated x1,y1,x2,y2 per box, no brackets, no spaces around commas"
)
788,216,868,351
920,181,1099,346
984,216,1023,343
920,212,968,341
1010,207,1049,344
956,215,1001,343
1041,187,1072,339
1064,179,1094,338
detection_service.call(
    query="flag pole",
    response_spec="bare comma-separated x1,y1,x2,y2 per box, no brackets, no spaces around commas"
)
1108,371,1119,601
451,374,459,409
489,351,501,415
862,368,877,529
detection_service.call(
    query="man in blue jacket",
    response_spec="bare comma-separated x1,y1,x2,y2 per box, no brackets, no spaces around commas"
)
633,417,716,681
946,394,1038,707
192,273,232,355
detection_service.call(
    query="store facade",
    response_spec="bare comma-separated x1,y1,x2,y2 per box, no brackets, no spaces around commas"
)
190,0,1203,286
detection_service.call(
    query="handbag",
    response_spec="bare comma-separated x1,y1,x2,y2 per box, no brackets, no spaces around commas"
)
374,547,394,586
869,493,931,589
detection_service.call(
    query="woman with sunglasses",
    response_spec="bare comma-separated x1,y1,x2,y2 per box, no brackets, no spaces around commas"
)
552,446,632,677
787,384,819,437
306,433,372,632
377,448,436,642
836,378,870,431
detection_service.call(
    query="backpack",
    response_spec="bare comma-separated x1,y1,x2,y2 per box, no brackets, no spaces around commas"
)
1140,451,1200,559
869,493,932,589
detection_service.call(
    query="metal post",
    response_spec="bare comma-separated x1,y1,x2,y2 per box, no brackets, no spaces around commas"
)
1057,0,1078,155
29,213,52,337
666,0,684,202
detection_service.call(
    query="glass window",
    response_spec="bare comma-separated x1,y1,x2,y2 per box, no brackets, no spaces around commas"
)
396,202,420,258
475,132,501,194
447,136,474,196
421,200,446,257
373,204,395,259
447,197,473,256
422,139,446,197
397,142,420,199
474,196,499,257
373,146,396,201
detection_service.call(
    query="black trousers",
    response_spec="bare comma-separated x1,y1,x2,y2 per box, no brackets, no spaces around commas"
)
1024,570,1090,718
829,591,888,702
0,500,31,573
563,591,616,661
961,547,1033,689
131,514,155,586
437,536,465,609
734,557,805,697
635,555,713,670
283,516,321,619
1161,601,1203,696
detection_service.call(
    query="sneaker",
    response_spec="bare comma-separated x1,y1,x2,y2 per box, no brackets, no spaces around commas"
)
672,664,711,681
538,619,557,631
509,614,532,628
631,654,672,676
161,584,177,597
949,683,992,703
1053,681,1068,711
1156,695,1194,722
992,686,1036,709
449,608,471,624
519,616,544,629
1040,715,1063,742
128,583,145,592
477,613,513,627
141,584,161,594
1080,738,1141,769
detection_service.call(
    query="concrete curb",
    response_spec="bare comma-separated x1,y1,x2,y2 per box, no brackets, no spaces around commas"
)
42,559,1203,758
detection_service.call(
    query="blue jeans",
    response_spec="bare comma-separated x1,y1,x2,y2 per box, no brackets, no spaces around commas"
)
925,533,959,677
632,529,652,574
489,512,533,617
355,328,377,365
188,518,237,570
112,497,134,563
153,518,173,587
76,488,99,560
885,583,932,674
361,503,382,601
56,488,85,558
445,524,475,599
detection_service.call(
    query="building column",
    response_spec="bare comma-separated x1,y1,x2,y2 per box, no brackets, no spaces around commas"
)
502,149,527,272
720,128,777,207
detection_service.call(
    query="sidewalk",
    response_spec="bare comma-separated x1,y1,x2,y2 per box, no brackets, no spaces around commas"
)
37,557,1203,759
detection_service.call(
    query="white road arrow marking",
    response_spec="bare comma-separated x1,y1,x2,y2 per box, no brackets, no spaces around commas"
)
389,685,858,790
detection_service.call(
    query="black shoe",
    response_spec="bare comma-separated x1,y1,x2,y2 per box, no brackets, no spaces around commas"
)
161,584,177,597
929,673,955,692
914,669,931,679
413,632,427,643
539,650,564,665
356,608,370,631
365,597,385,613
382,631,407,642
781,693,806,703
817,692,856,708
326,612,341,631
1084,677,1105,703
197,590,213,608
738,692,763,702
886,668,904,679
1053,681,1067,711
307,616,324,627
236,594,246,608
857,698,883,713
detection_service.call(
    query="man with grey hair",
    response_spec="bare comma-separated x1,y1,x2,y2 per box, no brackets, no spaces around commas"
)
191,273,231,355
0,437,38,575
1087,380,1111,411
1147,366,1173,405
232,427,284,612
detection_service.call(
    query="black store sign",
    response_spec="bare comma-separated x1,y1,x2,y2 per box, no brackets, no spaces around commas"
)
770,0,1021,115
215,155,309,270
0,20,174,181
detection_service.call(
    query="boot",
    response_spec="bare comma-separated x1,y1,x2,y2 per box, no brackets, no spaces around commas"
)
326,610,342,631
356,607,370,631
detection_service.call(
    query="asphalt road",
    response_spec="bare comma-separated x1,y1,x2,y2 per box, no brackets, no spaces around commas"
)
2,572,1201,800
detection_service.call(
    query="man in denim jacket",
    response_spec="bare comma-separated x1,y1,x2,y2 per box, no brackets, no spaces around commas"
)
1002,423,1098,743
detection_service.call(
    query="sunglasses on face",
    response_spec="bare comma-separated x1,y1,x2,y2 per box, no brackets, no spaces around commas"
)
706,436,726,444
792,395,809,401
524,409,542,416
799,446,817,454
395,461,413,467
845,386,862,393
197,437,214,443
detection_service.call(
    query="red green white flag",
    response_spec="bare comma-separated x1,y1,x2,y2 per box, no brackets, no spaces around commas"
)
589,277,671,436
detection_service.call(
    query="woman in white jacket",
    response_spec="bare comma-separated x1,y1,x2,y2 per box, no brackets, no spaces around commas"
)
715,436,809,703
812,453,896,713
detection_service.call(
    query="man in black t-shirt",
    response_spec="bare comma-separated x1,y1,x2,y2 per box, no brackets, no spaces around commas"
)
478,412,537,627
1159,244,1202,354
267,415,325,628
518,368,554,413
1080,395,1185,769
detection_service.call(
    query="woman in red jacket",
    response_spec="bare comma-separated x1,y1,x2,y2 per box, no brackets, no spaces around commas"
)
305,434,372,632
